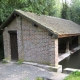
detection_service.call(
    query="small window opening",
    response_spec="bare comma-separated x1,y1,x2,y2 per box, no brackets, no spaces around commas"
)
49,33,53,37
33,24,38,28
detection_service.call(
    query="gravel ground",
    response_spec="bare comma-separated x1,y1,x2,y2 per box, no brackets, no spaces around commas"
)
0,62,67,80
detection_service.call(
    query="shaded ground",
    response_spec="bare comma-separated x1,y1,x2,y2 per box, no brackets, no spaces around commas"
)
0,62,67,80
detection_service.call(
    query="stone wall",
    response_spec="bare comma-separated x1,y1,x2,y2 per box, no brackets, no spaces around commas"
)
3,17,22,60
3,17,58,66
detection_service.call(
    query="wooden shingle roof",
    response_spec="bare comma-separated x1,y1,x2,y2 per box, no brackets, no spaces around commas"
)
1,9,80,38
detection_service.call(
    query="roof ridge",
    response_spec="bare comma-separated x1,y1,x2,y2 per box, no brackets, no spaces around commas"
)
15,9,72,22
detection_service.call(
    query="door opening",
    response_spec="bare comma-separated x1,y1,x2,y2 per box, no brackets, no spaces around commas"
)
9,31,18,61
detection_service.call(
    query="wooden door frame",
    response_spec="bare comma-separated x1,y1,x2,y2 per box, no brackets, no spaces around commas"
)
8,30,18,61
8,30,17,33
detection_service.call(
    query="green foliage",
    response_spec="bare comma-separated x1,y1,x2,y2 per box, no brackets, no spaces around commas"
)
24,78,28,80
35,77,43,80
2,59,8,63
64,71,80,80
55,0,62,17
68,0,80,24
0,0,61,25
17,60,23,65
61,2,69,19
0,0,27,24
61,0,80,24
23,0,47,14
20,0,58,16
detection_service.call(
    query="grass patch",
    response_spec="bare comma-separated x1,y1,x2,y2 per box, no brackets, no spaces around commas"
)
24,78,28,80
35,77,43,80
2,59,8,63
64,71,80,80
17,60,23,65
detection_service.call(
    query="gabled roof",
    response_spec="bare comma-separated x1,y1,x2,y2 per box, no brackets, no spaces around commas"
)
1,9,80,38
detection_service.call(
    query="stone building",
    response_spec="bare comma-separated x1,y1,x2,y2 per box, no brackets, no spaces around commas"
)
0,10,80,67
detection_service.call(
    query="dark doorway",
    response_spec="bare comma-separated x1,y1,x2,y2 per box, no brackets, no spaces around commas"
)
58,37,68,53
9,31,18,61
0,33,4,61
69,36,78,50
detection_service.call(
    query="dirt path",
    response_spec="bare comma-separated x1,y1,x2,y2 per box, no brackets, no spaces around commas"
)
0,62,67,80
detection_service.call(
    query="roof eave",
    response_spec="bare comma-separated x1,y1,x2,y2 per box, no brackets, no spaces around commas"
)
58,33,80,38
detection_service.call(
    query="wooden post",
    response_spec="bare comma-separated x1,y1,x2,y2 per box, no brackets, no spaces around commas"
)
54,39,58,66
66,41,70,53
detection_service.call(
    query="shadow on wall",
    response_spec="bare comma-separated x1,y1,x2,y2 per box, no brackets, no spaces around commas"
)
0,33,4,61
58,36,78,53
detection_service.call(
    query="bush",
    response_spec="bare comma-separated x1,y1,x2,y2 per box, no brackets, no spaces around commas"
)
17,60,23,65
36,77,43,80
64,71,80,80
